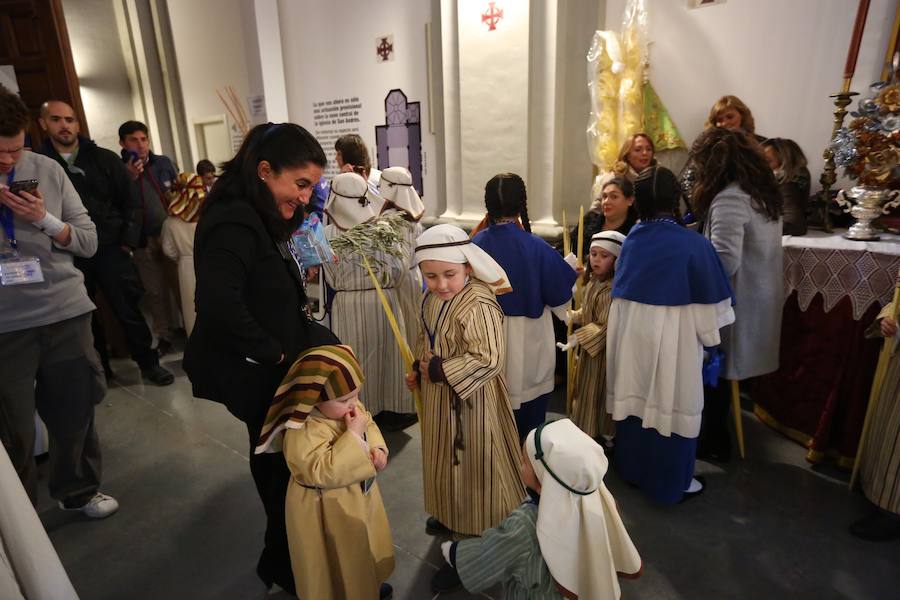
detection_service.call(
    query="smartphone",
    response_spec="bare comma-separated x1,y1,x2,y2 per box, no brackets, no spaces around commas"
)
122,150,140,163
9,179,38,195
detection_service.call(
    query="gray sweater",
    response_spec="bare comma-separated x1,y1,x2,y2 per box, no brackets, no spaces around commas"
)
705,183,783,380
0,151,97,333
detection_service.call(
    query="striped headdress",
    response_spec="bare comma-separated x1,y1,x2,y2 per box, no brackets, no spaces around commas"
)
254,345,365,454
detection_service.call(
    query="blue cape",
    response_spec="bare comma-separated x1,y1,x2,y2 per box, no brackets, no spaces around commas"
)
612,221,734,306
473,223,576,318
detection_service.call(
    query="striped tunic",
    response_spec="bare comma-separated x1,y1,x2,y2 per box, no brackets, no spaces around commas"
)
860,305,900,514
324,224,414,415
455,501,564,599
570,278,614,439
418,280,525,535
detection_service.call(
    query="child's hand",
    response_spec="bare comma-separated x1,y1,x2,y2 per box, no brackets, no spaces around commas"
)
556,334,579,352
405,371,419,390
344,406,368,437
370,447,388,471
882,317,898,338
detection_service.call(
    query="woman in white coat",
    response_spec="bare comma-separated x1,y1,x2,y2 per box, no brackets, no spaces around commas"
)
689,127,783,461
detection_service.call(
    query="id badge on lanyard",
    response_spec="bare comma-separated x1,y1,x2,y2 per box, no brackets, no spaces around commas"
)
0,169,45,286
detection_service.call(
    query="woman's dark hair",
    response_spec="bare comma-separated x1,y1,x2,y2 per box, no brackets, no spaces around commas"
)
334,134,371,173
0,85,30,137
761,137,808,183
484,172,531,233
602,177,635,200
689,127,781,221
203,122,327,241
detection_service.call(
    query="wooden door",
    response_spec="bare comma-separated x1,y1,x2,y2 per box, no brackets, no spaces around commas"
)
0,0,86,146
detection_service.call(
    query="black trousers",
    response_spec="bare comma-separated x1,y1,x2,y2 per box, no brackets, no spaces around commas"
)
76,245,158,369
245,407,296,595
699,379,732,457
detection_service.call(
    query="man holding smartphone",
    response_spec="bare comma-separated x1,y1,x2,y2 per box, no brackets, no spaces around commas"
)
118,120,180,355
38,101,174,386
0,85,119,518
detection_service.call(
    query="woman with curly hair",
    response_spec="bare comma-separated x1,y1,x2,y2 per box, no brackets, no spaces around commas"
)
613,133,657,180
689,127,783,461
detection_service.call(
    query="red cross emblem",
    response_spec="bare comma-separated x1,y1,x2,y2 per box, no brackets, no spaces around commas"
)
482,2,503,31
376,37,393,61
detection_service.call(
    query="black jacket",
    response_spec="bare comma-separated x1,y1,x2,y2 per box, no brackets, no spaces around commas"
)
37,137,141,248
183,194,338,425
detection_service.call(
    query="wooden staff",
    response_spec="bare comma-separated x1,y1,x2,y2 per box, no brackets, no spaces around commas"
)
361,254,424,421
565,206,585,414
850,268,900,490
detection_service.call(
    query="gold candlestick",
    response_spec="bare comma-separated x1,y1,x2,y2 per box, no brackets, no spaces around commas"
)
818,91,857,232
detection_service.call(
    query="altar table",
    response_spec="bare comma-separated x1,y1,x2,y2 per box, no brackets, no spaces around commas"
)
753,230,900,467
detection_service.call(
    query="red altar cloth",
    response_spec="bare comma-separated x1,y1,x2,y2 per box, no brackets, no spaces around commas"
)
754,231,900,467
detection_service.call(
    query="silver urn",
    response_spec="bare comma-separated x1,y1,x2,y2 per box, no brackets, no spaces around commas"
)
836,186,900,241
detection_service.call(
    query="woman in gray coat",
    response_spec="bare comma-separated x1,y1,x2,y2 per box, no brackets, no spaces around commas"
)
689,127,783,460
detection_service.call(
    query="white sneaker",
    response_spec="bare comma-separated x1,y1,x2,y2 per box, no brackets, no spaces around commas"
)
58,492,120,519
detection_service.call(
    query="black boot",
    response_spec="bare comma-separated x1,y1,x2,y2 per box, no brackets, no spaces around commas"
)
850,510,900,541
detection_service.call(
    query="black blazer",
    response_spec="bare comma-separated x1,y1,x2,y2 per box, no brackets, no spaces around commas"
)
183,195,338,426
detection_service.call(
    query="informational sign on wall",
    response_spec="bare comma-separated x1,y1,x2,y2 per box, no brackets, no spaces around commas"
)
312,96,364,179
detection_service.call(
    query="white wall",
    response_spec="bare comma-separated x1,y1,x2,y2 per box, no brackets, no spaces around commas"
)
62,0,135,153
166,0,253,170
278,0,438,212
604,0,895,184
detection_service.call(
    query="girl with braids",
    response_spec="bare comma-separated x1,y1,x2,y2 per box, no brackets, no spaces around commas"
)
472,173,578,439
689,127,783,461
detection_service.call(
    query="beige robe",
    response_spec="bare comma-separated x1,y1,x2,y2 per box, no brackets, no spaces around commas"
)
570,278,614,439
283,403,394,600
0,445,78,600
417,280,525,536
324,224,413,414
160,216,198,335
860,303,900,514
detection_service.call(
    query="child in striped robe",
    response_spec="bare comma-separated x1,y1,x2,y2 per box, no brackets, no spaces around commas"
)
559,231,625,447
405,224,526,593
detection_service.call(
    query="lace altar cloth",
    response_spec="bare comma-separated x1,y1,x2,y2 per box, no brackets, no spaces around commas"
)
782,230,900,320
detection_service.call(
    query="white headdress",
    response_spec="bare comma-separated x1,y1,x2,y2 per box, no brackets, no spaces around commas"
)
525,419,642,599
590,230,626,257
379,166,425,221
414,224,512,295
324,172,386,230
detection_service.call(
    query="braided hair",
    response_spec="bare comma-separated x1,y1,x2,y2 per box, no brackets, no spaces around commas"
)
484,172,531,232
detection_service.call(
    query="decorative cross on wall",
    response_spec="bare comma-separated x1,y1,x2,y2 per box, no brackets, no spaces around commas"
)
376,36,394,62
482,2,503,31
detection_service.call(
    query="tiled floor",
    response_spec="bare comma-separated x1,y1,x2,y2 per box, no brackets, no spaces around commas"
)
35,353,900,599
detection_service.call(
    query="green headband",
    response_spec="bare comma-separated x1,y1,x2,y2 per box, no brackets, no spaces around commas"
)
532,421,596,496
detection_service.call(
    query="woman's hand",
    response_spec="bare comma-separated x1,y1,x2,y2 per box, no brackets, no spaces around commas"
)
370,447,388,471
882,316,898,338
344,405,368,437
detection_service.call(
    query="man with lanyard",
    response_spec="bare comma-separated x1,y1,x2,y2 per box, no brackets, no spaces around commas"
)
119,120,180,355
38,101,174,385
0,85,119,518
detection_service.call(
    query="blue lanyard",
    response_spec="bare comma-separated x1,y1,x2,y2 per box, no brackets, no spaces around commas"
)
0,168,16,250
421,292,451,351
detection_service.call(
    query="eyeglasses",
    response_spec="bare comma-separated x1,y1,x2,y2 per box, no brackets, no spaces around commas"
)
0,146,24,157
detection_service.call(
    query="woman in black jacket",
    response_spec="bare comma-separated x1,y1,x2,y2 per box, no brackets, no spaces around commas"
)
183,122,338,594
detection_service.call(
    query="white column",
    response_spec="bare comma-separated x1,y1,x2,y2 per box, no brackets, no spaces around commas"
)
253,0,289,123
440,0,464,219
